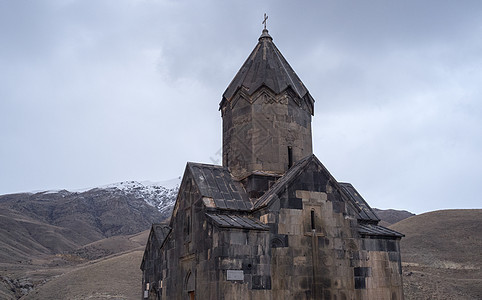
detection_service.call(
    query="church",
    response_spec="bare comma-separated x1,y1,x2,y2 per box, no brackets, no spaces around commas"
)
141,25,404,300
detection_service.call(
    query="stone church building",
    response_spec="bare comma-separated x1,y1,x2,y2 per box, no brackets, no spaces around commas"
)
141,28,404,300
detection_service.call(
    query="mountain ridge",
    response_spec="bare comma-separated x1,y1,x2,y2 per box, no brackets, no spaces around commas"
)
0,181,179,266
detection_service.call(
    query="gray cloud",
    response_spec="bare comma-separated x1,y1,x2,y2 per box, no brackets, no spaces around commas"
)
1,0,481,214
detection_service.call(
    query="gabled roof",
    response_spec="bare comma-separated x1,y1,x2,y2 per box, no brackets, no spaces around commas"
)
339,183,380,223
180,159,395,238
221,29,314,112
140,223,171,270
253,154,318,209
206,213,269,230
358,223,404,238
252,155,381,224
188,162,252,211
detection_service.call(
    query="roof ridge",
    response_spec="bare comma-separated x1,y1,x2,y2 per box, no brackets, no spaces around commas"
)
271,41,303,98
339,182,380,222
187,161,223,168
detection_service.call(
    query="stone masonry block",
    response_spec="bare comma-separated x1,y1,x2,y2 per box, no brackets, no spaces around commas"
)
296,190,311,199
293,255,307,265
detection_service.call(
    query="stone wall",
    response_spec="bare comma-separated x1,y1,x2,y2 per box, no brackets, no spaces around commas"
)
211,229,272,299
254,160,403,300
222,86,312,179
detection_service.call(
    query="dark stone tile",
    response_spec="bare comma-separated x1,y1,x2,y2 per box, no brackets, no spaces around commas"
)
288,197,303,209
354,277,366,289
354,267,371,277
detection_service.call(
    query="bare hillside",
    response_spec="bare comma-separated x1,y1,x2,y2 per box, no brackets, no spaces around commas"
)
71,230,149,260
1,230,149,300
0,207,83,264
372,208,415,226
390,209,482,300
0,188,167,265
0,181,175,299
21,250,144,300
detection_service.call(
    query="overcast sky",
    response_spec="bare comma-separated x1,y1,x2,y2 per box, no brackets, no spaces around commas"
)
1,0,481,214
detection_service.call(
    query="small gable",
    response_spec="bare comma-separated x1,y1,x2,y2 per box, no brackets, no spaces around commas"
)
188,162,252,211
140,223,171,271
254,154,344,210
339,183,380,223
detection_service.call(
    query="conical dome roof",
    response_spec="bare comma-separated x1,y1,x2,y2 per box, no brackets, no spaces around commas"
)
221,29,314,113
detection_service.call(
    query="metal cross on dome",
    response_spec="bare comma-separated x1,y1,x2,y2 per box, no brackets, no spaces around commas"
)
262,13,268,30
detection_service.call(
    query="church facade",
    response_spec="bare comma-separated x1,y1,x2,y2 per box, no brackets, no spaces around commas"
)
141,28,404,300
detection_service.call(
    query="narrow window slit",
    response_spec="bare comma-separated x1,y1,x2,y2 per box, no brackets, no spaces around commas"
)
288,146,293,168
311,210,315,231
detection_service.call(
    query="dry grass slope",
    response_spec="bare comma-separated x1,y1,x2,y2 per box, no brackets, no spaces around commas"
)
372,208,415,227
1,230,149,300
0,209,82,264
390,209,482,300
22,250,144,300
71,230,148,260
20,231,149,300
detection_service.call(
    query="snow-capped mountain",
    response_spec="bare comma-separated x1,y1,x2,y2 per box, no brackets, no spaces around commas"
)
27,177,181,218
0,178,182,267
97,179,180,216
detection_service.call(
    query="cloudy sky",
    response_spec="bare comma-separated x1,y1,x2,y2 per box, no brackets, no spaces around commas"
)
1,0,481,214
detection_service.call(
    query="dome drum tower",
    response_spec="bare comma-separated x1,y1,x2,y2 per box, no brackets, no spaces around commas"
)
220,29,315,186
